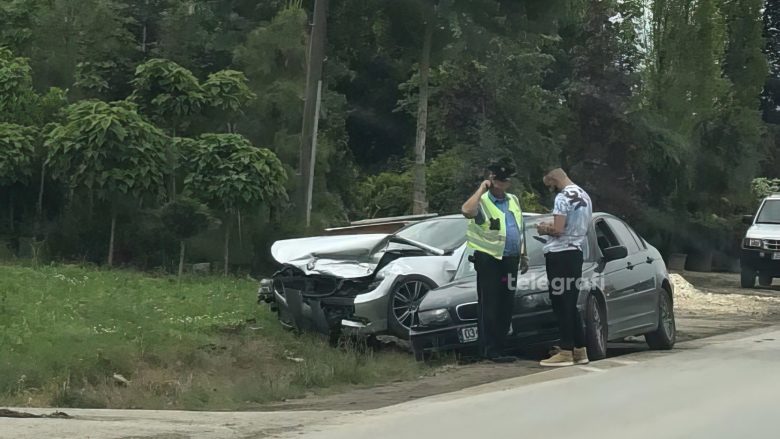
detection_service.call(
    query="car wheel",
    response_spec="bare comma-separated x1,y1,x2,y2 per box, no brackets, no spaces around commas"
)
585,294,607,361
387,276,435,340
645,289,676,350
758,273,773,287
741,267,756,288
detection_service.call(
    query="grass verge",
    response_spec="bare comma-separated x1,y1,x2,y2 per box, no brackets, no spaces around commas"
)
0,263,434,410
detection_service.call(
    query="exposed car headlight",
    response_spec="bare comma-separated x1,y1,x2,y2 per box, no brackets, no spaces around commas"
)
417,308,451,326
368,274,385,291
744,238,762,248
258,278,273,303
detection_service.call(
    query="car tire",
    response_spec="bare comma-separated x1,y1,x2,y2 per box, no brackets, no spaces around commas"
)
387,276,435,340
758,273,773,287
645,289,676,350
584,294,608,361
741,267,756,288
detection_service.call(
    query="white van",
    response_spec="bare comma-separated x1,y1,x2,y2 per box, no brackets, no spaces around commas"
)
741,194,780,288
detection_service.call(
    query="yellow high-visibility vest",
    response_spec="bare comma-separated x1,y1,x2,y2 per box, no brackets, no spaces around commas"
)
467,192,524,260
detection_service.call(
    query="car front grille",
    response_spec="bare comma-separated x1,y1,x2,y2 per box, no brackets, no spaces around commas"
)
765,239,780,251
273,276,340,297
455,302,478,321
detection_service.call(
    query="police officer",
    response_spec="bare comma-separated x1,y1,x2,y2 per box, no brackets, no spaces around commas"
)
461,158,528,362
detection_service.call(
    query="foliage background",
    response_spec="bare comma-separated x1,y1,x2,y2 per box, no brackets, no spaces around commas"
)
1,0,779,273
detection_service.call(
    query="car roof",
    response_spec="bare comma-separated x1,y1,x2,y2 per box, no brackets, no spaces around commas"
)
766,194,780,201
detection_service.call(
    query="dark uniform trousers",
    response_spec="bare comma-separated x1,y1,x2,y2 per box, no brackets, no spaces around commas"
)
474,250,519,358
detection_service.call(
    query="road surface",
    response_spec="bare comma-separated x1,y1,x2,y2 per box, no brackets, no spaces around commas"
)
283,326,780,439
2,324,780,438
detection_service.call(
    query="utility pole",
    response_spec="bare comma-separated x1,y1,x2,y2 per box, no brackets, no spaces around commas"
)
299,0,329,227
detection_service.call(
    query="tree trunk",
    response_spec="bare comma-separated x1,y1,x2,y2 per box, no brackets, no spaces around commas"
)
37,162,46,225
413,17,433,215
108,210,117,267
178,240,186,278
223,218,231,276
170,127,177,200
8,192,14,234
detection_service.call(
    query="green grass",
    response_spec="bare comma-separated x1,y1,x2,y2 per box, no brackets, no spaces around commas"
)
0,263,433,410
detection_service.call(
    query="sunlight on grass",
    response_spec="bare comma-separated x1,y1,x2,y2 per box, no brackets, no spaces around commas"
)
0,263,433,409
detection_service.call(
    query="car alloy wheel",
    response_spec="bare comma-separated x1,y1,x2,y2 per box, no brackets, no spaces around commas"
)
585,294,608,360
660,292,675,337
392,280,431,330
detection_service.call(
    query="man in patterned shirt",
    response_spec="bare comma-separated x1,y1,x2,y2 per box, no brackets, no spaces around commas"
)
536,168,593,367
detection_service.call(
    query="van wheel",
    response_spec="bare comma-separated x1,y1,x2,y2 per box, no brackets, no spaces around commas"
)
741,267,756,288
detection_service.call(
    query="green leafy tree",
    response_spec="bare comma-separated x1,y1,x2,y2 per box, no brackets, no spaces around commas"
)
45,100,168,266
202,69,256,133
0,123,36,232
0,47,36,125
25,0,136,94
130,58,206,197
183,133,287,275
159,196,219,278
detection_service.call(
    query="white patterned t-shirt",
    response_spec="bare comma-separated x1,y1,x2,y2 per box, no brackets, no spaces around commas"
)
543,184,592,254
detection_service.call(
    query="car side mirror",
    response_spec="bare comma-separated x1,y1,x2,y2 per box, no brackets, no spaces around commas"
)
742,215,754,225
603,245,628,262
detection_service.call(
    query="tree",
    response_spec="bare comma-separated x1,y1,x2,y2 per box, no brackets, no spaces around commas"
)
202,69,255,133
183,133,287,275
45,100,168,266
130,58,206,197
25,0,136,94
0,123,36,232
761,0,780,124
159,196,219,278
0,47,36,125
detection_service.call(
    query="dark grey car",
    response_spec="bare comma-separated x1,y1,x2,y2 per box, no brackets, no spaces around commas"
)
410,213,676,361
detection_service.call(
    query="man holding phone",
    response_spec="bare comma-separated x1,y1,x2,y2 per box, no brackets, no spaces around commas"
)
461,158,528,362
537,168,592,367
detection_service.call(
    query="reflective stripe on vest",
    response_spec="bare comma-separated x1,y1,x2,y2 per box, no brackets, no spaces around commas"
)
467,192,524,260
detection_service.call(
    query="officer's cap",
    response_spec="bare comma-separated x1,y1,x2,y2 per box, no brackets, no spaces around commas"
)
487,157,516,181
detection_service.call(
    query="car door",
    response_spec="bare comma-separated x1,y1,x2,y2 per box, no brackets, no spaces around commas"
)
603,217,658,334
591,219,634,336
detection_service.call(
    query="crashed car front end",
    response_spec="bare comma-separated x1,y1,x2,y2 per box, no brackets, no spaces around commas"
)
269,265,377,336
259,233,397,338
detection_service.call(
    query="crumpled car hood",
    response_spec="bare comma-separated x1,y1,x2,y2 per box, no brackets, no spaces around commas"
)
271,234,391,278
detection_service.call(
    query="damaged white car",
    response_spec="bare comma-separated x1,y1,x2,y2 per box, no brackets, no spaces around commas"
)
258,215,471,340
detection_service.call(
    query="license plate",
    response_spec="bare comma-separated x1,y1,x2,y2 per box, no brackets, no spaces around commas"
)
458,326,479,343
774,253,780,260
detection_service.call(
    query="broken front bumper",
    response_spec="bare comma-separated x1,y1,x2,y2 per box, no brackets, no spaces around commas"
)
265,271,390,337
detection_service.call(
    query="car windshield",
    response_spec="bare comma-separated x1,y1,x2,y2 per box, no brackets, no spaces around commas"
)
395,218,468,252
756,200,780,224
455,218,548,279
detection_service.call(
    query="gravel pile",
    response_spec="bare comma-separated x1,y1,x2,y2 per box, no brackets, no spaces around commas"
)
671,273,780,318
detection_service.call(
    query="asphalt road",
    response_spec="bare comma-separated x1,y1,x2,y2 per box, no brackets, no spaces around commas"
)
286,326,780,439
3,325,779,438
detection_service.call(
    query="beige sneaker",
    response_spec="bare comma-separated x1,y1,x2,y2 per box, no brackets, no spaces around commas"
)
540,350,574,367
573,347,589,365
548,345,562,357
